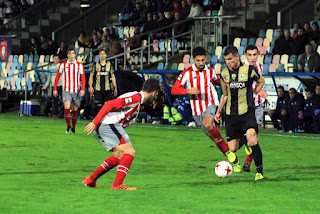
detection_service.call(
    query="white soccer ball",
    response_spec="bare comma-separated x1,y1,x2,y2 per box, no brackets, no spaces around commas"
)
215,161,233,178
188,121,196,127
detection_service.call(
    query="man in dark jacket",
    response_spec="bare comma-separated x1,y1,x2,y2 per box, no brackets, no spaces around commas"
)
314,84,320,133
287,88,305,133
303,88,315,133
268,86,289,132
273,27,291,55
297,43,320,73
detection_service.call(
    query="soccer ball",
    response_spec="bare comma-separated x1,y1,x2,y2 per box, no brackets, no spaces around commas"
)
215,161,233,178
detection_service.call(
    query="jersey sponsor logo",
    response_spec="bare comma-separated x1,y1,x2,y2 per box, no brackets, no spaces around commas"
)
125,98,132,104
97,72,109,76
230,82,246,89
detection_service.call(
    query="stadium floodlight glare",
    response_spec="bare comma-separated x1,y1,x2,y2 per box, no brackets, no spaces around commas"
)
80,4,90,8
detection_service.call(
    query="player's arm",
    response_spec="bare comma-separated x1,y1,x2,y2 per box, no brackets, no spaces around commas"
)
53,64,63,97
42,72,51,90
171,71,199,95
214,78,228,123
251,67,267,97
111,67,118,96
88,65,95,94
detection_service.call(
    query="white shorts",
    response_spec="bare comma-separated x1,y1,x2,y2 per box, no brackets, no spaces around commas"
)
193,104,217,137
62,91,81,106
94,123,131,151
255,104,264,126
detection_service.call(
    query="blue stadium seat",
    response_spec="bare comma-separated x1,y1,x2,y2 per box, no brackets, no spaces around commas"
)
190,57,194,64
222,46,227,55
16,77,22,90
170,63,178,70
159,41,165,52
117,27,124,39
241,38,248,47
264,55,272,65
211,55,218,64
276,64,285,72
27,78,33,91
171,39,178,52
258,29,266,38
273,30,278,39
208,46,215,55
33,55,39,63
289,54,297,68
238,46,244,56
262,64,269,75
221,63,227,70
94,55,99,62
157,62,164,70
28,55,33,63
13,55,18,63
290,28,294,36
268,46,274,54
248,38,256,45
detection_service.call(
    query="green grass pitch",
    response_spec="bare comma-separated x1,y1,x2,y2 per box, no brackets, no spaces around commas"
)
0,112,320,213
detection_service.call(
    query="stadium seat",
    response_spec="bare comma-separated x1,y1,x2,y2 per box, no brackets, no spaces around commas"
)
241,38,248,47
123,26,129,38
171,63,178,70
214,63,221,74
165,40,172,52
233,37,241,48
13,55,18,63
159,41,165,52
23,55,29,63
258,29,266,38
78,47,84,54
273,30,278,39
45,55,50,62
94,55,99,62
289,54,297,68
129,26,135,37
268,46,274,54
238,46,244,56
157,62,164,70
178,63,184,70
259,46,267,55
222,46,227,55
208,46,215,55
280,54,289,66
240,55,246,63
33,55,39,63
290,28,294,36
118,27,124,39
171,39,178,52
218,55,225,64
255,38,263,47
164,63,171,70
39,55,45,63
263,38,270,48
317,45,320,55
18,55,23,64
248,38,256,45
257,55,264,65
221,63,227,70
215,46,222,57
268,63,278,72
190,57,194,64
286,63,294,72
266,29,273,41
262,64,269,75
211,55,218,64
27,55,33,63
206,55,211,64
272,54,280,65
276,64,285,72
152,40,159,52
264,55,272,65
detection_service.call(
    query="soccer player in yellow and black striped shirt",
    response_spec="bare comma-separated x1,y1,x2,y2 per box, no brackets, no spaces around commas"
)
89,50,118,113
214,46,265,181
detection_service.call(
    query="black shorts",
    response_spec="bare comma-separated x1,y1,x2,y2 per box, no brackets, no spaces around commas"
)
94,90,113,105
225,110,258,142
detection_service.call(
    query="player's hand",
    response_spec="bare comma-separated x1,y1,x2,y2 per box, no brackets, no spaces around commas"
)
281,109,286,116
84,122,97,135
187,87,200,95
53,90,58,97
258,89,268,98
114,88,118,96
42,86,47,90
79,90,85,97
297,64,303,70
88,87,94,94
214,112,220,123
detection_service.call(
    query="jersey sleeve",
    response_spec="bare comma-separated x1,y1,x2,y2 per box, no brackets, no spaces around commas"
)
91,63,96,74
92,93,141,125
53,63,63,90
250,66,260,82
171,70,189,95
220,76,228,96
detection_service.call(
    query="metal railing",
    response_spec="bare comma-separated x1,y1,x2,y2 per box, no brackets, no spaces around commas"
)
277,0,306,29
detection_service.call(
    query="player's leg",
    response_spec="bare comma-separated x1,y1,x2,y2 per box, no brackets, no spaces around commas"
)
70,93,81,133
246,128,264,180
63,92,72,133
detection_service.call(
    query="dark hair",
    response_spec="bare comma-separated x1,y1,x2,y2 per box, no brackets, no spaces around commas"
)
278,85,284,91
289,88,296,92
305,88,313,93
312,22,319,28
224,45,238,56
304,22,310,26
192,46,206,57
316,83,320,87
67,48,75,54
53,54,59,58
298,27,305,32
99,49,107,54
245,45,258,53
142,79,160,93
305,43,313,48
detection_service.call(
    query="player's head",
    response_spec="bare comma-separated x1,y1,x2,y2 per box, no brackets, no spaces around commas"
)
277,85,284,97
224,45,240,70
192,46,206,71
289,88,296,99
305,88,313,99
67,49,76,62
98,49,107,60
142,79,160,102
53,54,59,64
245,45,259,66
316,83,320,95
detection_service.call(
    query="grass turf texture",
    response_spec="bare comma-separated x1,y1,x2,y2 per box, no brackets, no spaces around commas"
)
0,112,320,213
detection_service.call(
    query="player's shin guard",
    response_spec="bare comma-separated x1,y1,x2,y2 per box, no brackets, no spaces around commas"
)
113,154,134,186
64,109,71,126
91,155,119,181
209,126,229,153
251,144,263,174
245,154,254,164
71,110,78,129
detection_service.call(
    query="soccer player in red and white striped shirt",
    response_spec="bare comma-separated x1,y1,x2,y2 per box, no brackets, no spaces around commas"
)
241,45,268,172
53,49,86,134
83,79,159,190
171,47,239,168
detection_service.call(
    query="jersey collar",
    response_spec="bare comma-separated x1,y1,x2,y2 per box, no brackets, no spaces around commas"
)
244,59,258,67
192,64,208,72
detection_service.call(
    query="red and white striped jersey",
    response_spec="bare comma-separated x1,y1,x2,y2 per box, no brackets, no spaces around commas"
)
244,60,265,106
93,91,144,128
53,60,86,93
172,64,220,116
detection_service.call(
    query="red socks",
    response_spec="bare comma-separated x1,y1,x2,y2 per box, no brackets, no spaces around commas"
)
245,154,253,164
91,155,119,181
209,126,229,154
113,154,134,187
71,110,78,129
64,109,71,126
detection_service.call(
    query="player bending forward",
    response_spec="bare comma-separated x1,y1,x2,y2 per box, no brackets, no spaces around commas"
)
83,79,160,190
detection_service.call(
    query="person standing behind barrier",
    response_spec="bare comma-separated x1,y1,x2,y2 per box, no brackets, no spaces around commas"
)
42,54,62,119
88,49,118,116
313,84,320,134
53,49,86,134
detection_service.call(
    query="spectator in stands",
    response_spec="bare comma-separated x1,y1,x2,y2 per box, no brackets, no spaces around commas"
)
304,22,312,38
106,34,122,57
172,1,182,19
303,88,315,133
122,0,135,16
273,27,291,55
174,12,188,36
47,39,58,55
143,13,156,34
163,0,174,12
135,0,155,26
89,35,102,50
77,31,90,48
164,11,174,24
204,0,222,11
180,0,190,19
109,28,119,40
287,88,305,133
292,27,309,55
187,0,203,18
42,54,62,119
268,85,289,132
284,29,294,53
310,22,320,45
40,35,49,54
155,12,169,39
97,30,104,40
292,22,301,39
98,36,108,50
125,2,143,26
314,84,320,133
127,26,142,50
297,43,320,73
27,37,41,55
57,41,68,59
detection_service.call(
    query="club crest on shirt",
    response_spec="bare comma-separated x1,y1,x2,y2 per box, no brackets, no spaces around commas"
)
231,74,236,80
240,74,245,79
125,98,132,104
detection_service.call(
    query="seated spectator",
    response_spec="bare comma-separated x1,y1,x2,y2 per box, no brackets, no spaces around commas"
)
109,28,119,40
297,43,320,73
134,0,155,27
164,11,174,24
125,2,143,26
77,31,90,48
187,0,203,18
57,41,68,59
143,13,156,33
180,0,190,19
287,88,305,133
174,12,188,36
47,39,58,55
314,84,320,133
284,29,294,54
97,29,104,40
27,37,41,55
268,85,289,132
273,27,291,55
304,22,312,39
303,88,314,133
106,35,122,57
88,34,102,50
292,27,309,55
40,35,49,54
127,26,142,50
122,0,135,17
172,0,182,19
310,22,320,45
98,36,109,50
292,22,301,39
155,12,170,39
204,0,222,11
